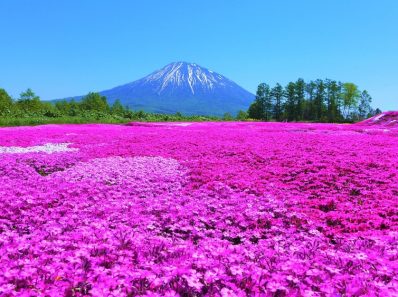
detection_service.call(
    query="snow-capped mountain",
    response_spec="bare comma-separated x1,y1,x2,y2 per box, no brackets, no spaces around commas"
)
60,62,255,116
132,62,241,96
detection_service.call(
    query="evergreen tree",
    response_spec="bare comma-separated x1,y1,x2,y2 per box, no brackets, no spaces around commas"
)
248,83,272,120
335,81,344,119
255,83,272,121
325,79,341,122
294,78,305,121
304,81,316,121
262,84,273,121
248,100,263,119
372,108,382,116
270,83,284,121
285,82,296,121
313,79,325,121
247,79,377,123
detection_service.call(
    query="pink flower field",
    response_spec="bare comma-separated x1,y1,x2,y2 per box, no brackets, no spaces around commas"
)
0,122,397,296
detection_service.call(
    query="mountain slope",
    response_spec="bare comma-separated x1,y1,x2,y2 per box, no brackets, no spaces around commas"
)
61,62,255,116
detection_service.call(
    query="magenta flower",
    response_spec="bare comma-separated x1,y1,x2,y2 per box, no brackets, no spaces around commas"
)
0,122,397,295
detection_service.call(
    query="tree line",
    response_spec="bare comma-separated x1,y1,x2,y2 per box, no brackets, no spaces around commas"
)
0,83,381,126
0,88,133,118
247,79,381,122
0,88,218,126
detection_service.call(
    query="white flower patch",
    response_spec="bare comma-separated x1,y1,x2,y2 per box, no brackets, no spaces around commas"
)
154,123,192,127
171,123,192,126
372,113,385,122
0,143,78,154
50,156,187,198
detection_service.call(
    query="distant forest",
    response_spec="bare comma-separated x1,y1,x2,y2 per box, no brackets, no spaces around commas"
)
0,88,217,126
0,88,133,119
0,82,381,126
247,79,381,122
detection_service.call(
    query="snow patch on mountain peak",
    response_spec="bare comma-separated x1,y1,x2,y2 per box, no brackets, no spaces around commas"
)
140,62,233,95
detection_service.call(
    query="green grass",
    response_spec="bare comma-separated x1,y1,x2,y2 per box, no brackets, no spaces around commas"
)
0,114,222,127
0,116,129,127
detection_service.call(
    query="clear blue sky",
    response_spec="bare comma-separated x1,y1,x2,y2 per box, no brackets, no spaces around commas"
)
0,0,397,110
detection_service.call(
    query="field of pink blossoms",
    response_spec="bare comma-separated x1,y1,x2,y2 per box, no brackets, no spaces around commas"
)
0,121,397,296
